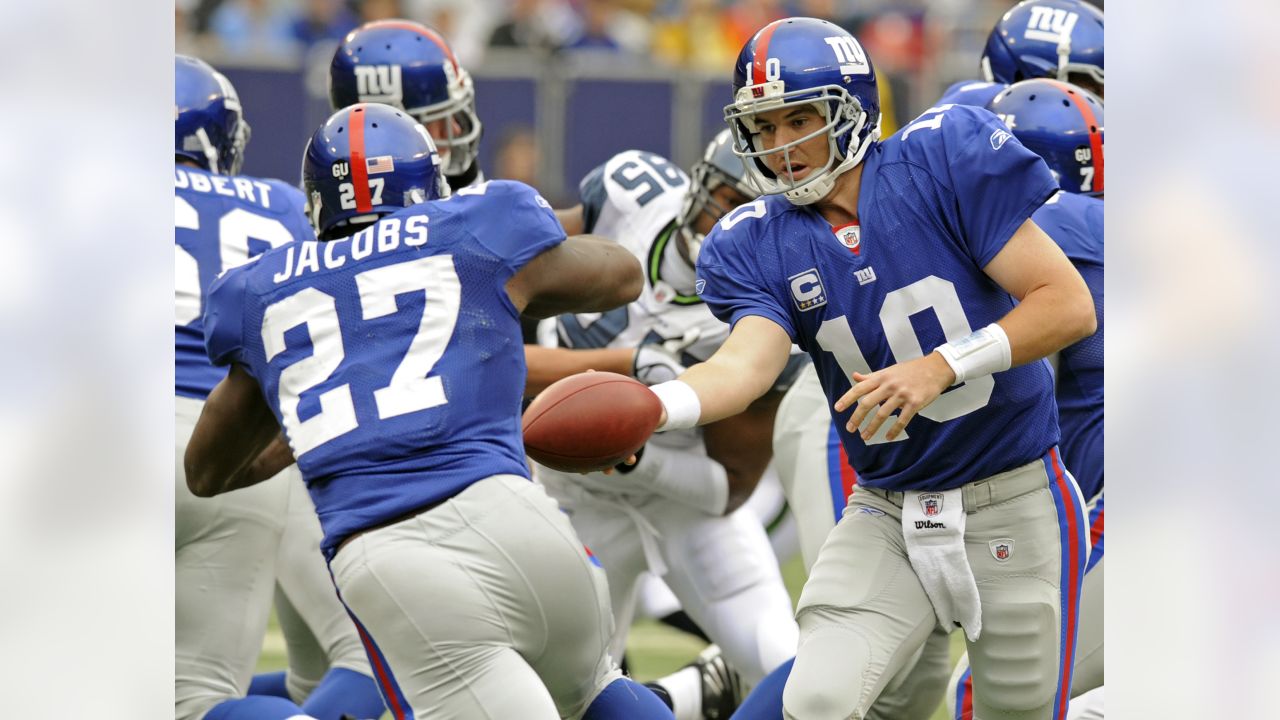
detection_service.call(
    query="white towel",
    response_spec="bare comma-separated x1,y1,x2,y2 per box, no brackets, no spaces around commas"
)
902,488,982,641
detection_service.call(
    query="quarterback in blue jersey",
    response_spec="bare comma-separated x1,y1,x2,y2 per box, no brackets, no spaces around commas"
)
185,103,674,720
947,77,1106,720
937,0,1104,108
629,18,1095,720
174,55,326,720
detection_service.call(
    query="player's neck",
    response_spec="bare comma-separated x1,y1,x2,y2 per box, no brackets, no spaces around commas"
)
812,162,863,227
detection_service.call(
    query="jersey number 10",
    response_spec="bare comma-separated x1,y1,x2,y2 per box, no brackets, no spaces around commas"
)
816,275,995,444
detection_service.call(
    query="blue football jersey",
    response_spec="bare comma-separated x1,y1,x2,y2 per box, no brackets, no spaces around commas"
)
203,180,564,557
1035,191,1104,500
175,165,312,399
698,105,1060,492
936,79,1008,108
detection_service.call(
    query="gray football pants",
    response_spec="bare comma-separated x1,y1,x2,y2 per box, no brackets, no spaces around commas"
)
327,474,621,720
175,396,292,720
272,479,373,702
784,454,1088,720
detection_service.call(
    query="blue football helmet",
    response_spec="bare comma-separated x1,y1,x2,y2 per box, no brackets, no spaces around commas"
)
329,20,482,178
724,17,881,206
675,129,757,263
302,103,450,239
175,55,250,176
986,79,1104,196
982,0,1104,94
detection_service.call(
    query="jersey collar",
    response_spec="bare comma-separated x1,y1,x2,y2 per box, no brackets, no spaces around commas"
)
646,221,702,305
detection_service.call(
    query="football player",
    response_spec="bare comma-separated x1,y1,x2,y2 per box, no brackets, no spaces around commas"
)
329,19,484,189
185,103,674,719
174,55,322,720
938,0,1103,108
947,78,1105,720
629,17,1096,720
534,130,801,716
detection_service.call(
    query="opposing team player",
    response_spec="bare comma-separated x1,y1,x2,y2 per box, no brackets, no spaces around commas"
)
617,17,1095,719
938,0,1103,108
535,130,799,706
175,55,321,720
946,77,1105,720
185,103,674,719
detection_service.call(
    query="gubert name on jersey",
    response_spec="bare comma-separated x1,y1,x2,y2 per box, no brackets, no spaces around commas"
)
176,166,278,208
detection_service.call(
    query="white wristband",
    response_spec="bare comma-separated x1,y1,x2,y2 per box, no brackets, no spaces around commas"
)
650,380,701,432
935,323,1012,385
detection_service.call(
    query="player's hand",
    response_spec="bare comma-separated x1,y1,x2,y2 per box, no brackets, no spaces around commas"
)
833,352,957,442
632,328,700,385
599,453,639,475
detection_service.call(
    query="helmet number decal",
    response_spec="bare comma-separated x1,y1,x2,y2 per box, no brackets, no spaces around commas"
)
1079,166,1094,193
824,36,869,75
339,178,385,210
765,58,781,82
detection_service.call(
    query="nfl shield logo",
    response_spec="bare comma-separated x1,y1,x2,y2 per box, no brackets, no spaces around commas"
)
919,493,943,517
990,538,1014,561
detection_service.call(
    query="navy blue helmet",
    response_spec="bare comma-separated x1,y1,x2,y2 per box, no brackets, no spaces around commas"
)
302,103,450,239
724,17,881,206
675,129,757,263
175,55,250,175
983,0,1104,94
329,20,482,178
987,79,1104,196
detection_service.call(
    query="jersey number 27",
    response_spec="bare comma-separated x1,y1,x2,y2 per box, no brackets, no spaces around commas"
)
261,256,461,456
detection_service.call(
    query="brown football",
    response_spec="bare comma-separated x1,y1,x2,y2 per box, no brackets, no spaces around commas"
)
522,372,662,473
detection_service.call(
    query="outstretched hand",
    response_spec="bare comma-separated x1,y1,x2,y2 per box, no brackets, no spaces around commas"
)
833,352,956,442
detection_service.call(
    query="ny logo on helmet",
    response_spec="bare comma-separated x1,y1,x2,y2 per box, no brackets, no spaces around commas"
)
355,65,403,104
823,36,870,76
1024,7,1079,43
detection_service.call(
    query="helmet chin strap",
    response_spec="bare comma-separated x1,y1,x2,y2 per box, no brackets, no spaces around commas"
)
783,110,878,206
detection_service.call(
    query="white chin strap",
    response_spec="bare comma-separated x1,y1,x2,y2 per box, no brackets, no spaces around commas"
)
782,118,879,207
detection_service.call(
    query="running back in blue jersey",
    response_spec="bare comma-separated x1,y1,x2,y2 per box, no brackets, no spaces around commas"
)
175,165,312,399
936,80,1007,108
1035,191,1103,500
203,180,564,557
698,105,1061,492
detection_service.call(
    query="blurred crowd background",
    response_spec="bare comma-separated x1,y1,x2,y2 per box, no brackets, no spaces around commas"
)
175,0,1096,203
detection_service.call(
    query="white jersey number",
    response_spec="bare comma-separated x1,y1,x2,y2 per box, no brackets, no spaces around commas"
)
260,255,462,456
815,275,994,443
175,196,295,325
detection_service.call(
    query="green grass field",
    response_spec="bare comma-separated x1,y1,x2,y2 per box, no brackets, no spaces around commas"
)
257,555,964,719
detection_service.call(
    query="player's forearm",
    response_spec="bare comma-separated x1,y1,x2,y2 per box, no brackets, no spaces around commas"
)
676,357,776,425
703,390,783,512
997,283,1096,366
184,367,283,497
524,345,633,397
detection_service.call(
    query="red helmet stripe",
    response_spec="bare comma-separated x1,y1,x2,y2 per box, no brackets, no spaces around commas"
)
751,20,785,86
367,19,459,75
349,105,373,213
1047,79,1104,193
